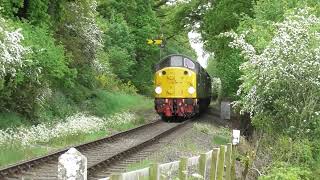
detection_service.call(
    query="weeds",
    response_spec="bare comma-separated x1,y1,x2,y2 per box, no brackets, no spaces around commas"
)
194,123,231,145
126,159,154,171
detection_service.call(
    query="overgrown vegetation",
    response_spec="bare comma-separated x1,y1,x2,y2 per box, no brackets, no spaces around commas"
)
3,0,318,178
228,4,320,179
172,0,320,178
0,0,196,166
0,0,195,127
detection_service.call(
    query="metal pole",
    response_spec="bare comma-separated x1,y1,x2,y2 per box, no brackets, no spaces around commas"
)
159,46,162,60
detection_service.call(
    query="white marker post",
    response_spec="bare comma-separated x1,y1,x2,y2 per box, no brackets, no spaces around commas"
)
232,130,240,145
58,148,87,180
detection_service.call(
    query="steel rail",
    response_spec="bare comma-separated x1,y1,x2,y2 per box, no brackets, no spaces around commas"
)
88,119,191,177
0,118,192,179
0,119,162,178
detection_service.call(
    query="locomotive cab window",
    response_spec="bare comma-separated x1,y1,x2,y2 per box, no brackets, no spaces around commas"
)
155,58,170,71
184,58,195,69
170,56,183,67
155,55,197,71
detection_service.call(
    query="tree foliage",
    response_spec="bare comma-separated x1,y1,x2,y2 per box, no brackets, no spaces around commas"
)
0,0,196,118
0,17,71,117
224,4,320,177
172,0,254,98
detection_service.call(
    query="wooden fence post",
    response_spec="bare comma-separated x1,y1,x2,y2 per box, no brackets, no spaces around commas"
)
225,143,233,180
217,145,225,180
179,157,188,180
110,173,122,180
210,148,219,180
149,163,159,180
199,153,207,179
231,145,237,180
58,148,87,180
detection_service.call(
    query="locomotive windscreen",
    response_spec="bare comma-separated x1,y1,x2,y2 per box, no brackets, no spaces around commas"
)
170,56,183,66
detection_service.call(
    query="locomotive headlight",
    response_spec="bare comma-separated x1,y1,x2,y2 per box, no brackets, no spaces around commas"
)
188,86,196,94
155,86,162,94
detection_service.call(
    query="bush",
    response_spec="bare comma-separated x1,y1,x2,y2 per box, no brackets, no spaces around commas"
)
36,91,79,123
226,8,320,137
84,90,151,117
0,112,28,129
269,137,313,166
211,77,222,102
96,74,138,94
0,17,73,117
260,162,312,180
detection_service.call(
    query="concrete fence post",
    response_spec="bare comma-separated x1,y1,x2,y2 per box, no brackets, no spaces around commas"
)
221,101,231,120
210,148,219,180
58,148,87,180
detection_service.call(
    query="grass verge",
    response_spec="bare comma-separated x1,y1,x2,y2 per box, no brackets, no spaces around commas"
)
0,91,154,168
0,145,48,167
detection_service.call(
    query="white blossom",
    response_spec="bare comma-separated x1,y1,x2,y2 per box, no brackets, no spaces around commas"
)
64,0,105,72
35,85,53,107
0,111,136,147
0,17,30,78
223,7,320,132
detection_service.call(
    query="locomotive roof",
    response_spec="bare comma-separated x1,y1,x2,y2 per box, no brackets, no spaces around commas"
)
155,54,211,79
158,54,199,66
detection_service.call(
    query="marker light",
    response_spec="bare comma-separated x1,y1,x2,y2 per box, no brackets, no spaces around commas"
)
155,86,162,94
188,87,195,94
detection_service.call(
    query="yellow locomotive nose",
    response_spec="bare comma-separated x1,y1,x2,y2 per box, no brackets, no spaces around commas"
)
154,67,196,98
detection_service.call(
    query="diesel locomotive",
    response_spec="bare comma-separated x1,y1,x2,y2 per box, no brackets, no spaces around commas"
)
154,54,212,119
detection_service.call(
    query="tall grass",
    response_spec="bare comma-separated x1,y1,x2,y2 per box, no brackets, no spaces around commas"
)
88,90,153,117
0,113,29,129
0,145,48,167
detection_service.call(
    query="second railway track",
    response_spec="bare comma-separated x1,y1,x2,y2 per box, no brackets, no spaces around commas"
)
0,119,192,180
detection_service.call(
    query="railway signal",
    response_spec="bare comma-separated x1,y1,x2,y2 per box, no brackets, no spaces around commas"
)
147,37,165,60
146,39,163,45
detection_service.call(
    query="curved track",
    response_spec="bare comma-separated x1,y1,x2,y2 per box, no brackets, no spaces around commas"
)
0,119,191,180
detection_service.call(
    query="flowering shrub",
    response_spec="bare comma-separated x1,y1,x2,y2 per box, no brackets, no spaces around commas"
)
60,0,105,72
0,17,30,78
66,1,103,53
223,8,320,136
211,77,222,101
0,19,72,116
0,111,136,147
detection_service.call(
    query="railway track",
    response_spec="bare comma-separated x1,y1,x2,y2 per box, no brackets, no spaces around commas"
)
0,119,191,180
90,120,194,179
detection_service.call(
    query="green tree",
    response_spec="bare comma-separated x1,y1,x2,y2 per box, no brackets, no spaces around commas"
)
104,15,135,81
98,0,160,94
202,0,253,98
0,19,71,117
168,0,254,98
55,0,103,88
